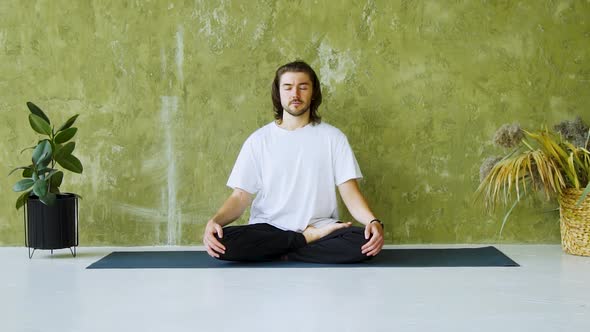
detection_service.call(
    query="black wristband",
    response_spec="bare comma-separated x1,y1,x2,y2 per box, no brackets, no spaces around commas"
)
370,218,384,229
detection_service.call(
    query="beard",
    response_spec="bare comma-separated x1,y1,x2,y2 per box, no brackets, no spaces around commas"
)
283,103,310,117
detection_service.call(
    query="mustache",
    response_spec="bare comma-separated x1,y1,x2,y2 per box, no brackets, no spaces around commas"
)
290,99,303,104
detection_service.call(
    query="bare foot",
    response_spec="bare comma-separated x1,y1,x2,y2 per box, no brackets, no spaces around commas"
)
302,222,352,244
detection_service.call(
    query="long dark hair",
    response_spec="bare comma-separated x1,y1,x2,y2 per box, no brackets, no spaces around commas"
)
271,61,322,124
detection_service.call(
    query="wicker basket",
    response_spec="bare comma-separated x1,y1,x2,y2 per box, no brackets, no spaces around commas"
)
559,188,590,256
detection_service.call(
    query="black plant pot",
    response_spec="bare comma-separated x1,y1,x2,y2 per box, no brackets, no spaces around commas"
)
24,193,79,258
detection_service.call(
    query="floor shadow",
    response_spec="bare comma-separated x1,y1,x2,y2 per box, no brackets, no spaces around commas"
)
26,249,109,259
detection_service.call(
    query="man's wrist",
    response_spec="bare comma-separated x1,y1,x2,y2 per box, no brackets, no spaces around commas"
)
210,217,223,226
369,218,384,229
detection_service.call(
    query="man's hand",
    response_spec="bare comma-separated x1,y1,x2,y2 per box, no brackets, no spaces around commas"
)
203,219,226,258
202,188,253,258
361,221,384,256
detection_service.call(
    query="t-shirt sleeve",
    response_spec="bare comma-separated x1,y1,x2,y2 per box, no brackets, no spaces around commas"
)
333,133,363,185
226,136,261,194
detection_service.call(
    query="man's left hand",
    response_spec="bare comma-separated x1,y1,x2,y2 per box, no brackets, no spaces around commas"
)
361,221,384,256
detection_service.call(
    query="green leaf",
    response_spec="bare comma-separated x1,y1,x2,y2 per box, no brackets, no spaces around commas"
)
38,152,53,168
16,190,31,210
22,167,34,177
37,163,52,171
13,178,34,192
8,166,31,176
31,140,52,166
26,102,51,125
54,127,77,144
576,182,590,207
52,142,62,155
48,170,63,193
39,192,56,206
54,142,75,160
56,154,83,173
41,168,58,178
29,114,52,136
57,114,79,132
32,179,48,198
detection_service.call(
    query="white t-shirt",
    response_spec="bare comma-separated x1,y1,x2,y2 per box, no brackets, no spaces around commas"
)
227,121,363,232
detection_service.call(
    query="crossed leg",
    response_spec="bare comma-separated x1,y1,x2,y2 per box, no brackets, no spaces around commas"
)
215,223,306,262
288,226,371,263
214,223,371,264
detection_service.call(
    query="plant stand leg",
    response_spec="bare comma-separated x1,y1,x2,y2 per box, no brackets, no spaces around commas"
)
69,247,76,258
28,248,36,259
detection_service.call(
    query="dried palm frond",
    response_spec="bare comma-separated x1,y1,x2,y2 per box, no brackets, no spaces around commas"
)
476,127,589,210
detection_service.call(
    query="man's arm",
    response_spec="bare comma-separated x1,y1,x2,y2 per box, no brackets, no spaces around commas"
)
210,188,254,226
203,188,253,258
337,179,384,256
337,179,376,224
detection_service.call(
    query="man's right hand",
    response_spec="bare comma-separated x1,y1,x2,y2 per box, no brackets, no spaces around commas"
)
203,219,226,258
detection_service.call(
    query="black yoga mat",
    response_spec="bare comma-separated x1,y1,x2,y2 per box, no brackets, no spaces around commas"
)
86,246,518,269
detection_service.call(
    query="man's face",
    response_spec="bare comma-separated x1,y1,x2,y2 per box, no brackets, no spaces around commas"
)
279,71,313,118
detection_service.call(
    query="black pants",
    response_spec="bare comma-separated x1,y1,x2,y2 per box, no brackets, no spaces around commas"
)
214,223,371,264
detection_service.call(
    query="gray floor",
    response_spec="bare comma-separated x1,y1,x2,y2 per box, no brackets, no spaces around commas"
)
1,244,589,332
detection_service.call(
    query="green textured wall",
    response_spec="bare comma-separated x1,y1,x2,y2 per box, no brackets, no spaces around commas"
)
1,0,589,246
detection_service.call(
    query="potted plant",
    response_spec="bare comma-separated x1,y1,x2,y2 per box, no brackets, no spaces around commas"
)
9,102,83,258
477,117,590,256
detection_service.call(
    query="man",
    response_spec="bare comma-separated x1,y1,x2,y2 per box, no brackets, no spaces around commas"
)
202,60,384,263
